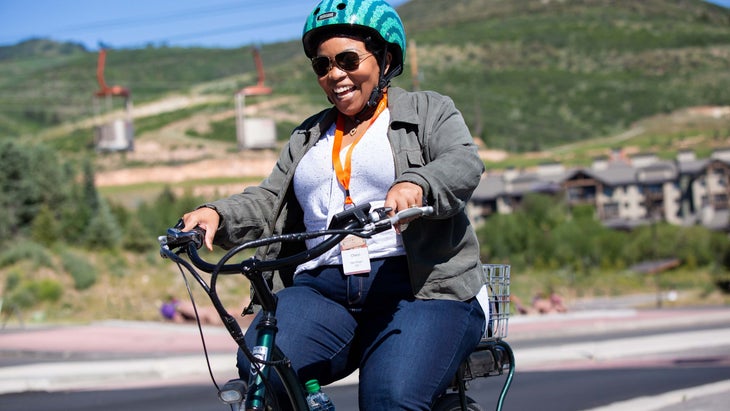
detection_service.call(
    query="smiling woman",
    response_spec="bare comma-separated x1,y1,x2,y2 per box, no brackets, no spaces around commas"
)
176,0,488,409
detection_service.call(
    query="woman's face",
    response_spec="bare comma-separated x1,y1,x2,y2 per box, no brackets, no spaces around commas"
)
314,36,384,118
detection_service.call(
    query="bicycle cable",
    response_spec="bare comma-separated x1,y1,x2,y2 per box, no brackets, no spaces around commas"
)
173,260,221,392
170,250,292,407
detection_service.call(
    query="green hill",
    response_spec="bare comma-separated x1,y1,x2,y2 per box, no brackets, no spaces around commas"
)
1,0,729,152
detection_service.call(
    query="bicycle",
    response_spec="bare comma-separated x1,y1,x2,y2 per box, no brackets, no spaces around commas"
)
159,202,514,411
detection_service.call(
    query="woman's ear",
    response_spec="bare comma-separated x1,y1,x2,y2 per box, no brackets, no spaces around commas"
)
385,52,393,74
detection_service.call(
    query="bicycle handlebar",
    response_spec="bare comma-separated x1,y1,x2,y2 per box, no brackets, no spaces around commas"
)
159,202,433,275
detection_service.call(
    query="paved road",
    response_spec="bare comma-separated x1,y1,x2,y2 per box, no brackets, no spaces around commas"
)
1,306,729,410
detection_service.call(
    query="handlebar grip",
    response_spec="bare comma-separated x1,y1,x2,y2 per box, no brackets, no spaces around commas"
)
395,206,433,221
165,221,206,250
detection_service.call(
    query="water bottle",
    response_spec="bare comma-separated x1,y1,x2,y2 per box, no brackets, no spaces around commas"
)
305,379,335,411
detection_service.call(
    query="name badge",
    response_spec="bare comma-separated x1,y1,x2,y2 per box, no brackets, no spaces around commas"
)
340,235,370,275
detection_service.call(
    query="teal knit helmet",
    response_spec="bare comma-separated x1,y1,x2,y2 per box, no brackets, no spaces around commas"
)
302,0,406,78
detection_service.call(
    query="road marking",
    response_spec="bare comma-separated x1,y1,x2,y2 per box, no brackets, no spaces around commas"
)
582,379,730,411
516,327,730,369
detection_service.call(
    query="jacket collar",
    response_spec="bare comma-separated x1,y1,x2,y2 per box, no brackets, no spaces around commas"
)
310,86,419,136
386,87,420,127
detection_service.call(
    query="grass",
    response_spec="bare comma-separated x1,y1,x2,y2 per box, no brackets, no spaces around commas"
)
510,266,730,313
0,244,253,325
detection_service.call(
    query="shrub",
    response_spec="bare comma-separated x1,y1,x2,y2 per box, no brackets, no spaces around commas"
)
1,273,62,309
34,278,63,301
121,216,157,253
0,240,54,269
60,249,97,290
3,271,22,293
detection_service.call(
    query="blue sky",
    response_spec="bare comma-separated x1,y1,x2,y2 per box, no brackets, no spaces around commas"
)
707,0,730,6
0,0,727,50
0,0,409,50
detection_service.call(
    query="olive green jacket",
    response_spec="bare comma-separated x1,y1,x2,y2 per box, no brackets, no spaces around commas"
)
206,86,485,301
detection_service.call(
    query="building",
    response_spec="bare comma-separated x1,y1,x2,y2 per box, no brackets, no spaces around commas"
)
471,149,730,231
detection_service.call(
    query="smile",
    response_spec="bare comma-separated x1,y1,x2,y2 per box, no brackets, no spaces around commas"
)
333,85,356,98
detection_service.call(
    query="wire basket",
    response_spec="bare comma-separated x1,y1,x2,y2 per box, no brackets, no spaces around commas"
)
482,264,511,341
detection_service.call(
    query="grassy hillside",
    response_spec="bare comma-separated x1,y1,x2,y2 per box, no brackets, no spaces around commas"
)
0,0,729,153
397,0,730,150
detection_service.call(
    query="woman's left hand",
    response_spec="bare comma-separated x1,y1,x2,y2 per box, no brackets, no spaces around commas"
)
385,182,424,232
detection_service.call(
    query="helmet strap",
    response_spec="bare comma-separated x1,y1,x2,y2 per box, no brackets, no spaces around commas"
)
355,44,401,123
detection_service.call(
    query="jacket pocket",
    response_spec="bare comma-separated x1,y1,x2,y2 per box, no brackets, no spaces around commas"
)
405,147,425,168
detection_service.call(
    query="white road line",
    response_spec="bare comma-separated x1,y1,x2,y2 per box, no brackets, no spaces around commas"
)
582,379,730,411
516,328,730,369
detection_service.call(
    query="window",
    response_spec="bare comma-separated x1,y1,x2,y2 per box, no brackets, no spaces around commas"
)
646,184,663,194
714,194,729,210
603,202,620,219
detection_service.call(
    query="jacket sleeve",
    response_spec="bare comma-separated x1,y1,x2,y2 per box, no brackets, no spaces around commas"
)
203,141,297,249
395,91,484,217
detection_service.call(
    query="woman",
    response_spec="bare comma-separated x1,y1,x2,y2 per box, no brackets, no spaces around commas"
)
180,0,487,408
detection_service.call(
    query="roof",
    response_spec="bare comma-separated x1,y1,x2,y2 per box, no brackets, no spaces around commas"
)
473,170,565,200
475,151,730,201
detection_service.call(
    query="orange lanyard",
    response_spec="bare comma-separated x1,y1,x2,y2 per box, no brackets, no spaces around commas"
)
332,93,388,206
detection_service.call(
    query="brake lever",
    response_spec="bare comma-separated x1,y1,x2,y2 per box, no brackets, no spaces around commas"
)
369,207,392,222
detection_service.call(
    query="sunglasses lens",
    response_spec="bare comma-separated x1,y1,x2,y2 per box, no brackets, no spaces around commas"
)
336,51,361,71
312,52,367,76
312,57,330,76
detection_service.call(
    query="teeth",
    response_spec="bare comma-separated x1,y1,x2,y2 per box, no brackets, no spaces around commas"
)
334,86,354,94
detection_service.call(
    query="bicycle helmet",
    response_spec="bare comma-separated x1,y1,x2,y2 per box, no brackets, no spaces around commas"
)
303,0,406,111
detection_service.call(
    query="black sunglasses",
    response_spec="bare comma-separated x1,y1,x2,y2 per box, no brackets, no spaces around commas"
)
311,51,374,77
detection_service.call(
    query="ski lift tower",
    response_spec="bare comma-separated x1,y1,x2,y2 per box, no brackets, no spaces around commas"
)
92,48,134,152
235,46,275,150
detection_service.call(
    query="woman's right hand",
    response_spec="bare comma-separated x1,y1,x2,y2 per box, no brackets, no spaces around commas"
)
181,207,220,251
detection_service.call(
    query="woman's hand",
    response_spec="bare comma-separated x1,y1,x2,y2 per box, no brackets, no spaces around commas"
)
385,182,424,232
181,207,220,251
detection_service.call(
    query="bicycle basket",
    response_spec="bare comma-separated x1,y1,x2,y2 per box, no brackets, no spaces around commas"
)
482,264,510,340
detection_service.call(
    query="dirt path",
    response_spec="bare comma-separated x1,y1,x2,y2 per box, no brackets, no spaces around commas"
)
95,151,278,187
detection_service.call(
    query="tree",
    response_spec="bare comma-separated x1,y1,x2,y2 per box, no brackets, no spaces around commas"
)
80,159,99,212
0,141,73,240
137,187,205,239
30,204,60,246
83,200,121,250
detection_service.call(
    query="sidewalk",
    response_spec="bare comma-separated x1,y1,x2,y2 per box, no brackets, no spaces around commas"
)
1,307,730,410
0,320,242,393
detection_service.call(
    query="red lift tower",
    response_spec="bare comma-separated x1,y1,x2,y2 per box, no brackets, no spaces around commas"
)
92,49,134,152
234,46,276,150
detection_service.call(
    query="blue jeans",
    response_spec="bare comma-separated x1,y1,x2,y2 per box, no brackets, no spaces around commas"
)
236,256,485,410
